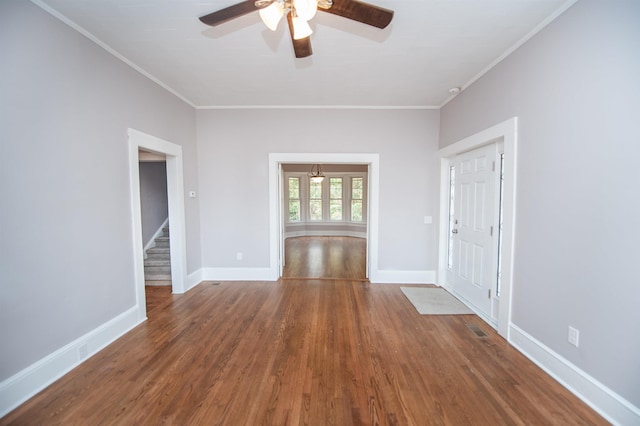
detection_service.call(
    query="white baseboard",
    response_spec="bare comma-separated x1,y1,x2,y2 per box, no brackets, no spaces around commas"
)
284,231,367,239
509,324,640,425
369,269,436,284
200,267,279,282
0,306,143,418
196,267,438,285
193,267,438,285
185,269,204,292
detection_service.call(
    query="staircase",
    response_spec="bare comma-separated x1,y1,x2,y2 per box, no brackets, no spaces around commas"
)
144,226,171,285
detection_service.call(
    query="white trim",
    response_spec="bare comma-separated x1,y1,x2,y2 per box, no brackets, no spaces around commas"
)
128,128,189,308
437,117,517,340
198,267,435,284
186,269,204,292
196,105,439,110
30,0,195,109
0,306,142,418
269,153,380,282
439,0,579,108
509,324,640,426
284,230,367,239
143,217,169,257
201,267,278,282
370,270,436,284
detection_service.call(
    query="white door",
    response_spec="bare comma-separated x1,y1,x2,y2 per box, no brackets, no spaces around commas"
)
451,144,498,315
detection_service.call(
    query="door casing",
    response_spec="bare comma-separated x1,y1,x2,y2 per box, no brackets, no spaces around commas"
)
128,129,188,321
438,118,517,340
269,153,379,281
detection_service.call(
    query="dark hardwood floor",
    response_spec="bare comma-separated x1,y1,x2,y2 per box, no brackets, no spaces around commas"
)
1,238,606,425
283,236,367,281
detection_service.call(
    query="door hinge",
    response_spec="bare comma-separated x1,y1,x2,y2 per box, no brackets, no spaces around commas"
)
492,161,496,171
490,225,494,236
488,289,491,299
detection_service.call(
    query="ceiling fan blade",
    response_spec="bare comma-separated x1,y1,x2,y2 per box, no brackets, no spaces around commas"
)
322,0,393,29
286,13,313,58
199,1,257,26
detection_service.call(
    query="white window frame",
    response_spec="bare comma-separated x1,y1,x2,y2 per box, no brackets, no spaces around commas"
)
283,172,367,224
286,176,302,222
349,175,367,223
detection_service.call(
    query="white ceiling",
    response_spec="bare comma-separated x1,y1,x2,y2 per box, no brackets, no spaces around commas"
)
34,0,575,108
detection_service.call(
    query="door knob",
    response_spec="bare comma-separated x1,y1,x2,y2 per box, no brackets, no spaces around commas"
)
452,229,458,234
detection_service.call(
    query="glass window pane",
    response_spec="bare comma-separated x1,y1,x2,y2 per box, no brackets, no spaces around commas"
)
352,177,363,199
309,200,322,221
329,178,342,221
330,200,342,220
289,200,300,221
309,180,322,220
447,166,455,269
351,200,363,222
287,177,300,222
330,178,342,198
309,181,322,198
288,177,299,199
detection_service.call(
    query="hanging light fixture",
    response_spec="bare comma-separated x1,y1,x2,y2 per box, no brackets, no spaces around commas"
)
256,0,332,38
259,1,285,31
308,164,325,183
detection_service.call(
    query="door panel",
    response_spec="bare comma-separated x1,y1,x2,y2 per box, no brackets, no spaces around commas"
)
452,144,497,315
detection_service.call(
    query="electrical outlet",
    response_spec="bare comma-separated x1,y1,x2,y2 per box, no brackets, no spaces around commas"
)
568,326,580,347
236,252,243,261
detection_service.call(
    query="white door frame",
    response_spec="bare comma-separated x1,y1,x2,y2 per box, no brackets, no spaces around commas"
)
268,153,380,281
128,129,188,321
437,118,517,339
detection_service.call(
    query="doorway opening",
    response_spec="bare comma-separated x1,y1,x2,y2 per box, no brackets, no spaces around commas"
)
268,153,380,282
438,118,517,339
128,129,188,322
280,163,368,281
138,150,171,288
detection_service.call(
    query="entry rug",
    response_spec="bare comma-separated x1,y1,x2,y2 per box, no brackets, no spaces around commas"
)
401,287,473,315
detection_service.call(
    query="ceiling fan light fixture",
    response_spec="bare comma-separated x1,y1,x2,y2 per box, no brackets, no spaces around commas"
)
292,16,313,39
259,1,285,31
316,0,333,9
293,0,318,21
199,0,393,58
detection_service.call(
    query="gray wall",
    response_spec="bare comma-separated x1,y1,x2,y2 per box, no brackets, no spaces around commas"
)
139,161,168,245
196,109,441,271
0,1,200,380
440,0,640,406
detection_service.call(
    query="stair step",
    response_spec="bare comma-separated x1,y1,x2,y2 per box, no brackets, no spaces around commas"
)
147,247,170,254
145,225,171,281
144,258,171,267
145,274,172,281
147,253,170,260
145,265,171,273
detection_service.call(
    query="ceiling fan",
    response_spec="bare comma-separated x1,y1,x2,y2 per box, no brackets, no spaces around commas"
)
199,0,394,58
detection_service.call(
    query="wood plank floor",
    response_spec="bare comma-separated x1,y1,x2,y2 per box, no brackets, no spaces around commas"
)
2,237,606,425
2,283,605,425
283,236,367,281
